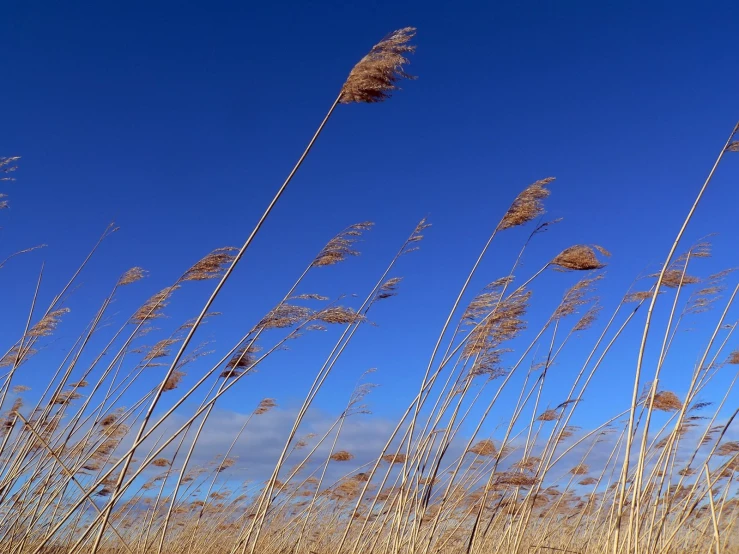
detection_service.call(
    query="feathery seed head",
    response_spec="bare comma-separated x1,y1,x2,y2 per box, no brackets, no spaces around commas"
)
28,308,70,338
340,28,416,104
99,414,118,427
401,218,431,255
553,275,602,321
512,457,540,472
467,439,496,457
221,344,261,379
537,409,560,422
624,290,655,303
498,178,554,231
312,222,373,267
118,267,147,286
142,338,181,363
573,303,602,331
551,245,608,271
717,442,739,456
558,426,580,442
255,398,277,415
259,303,313,329
375,277,403,301
183,247,238,282
53,390,81,405
652,391,682,412
460,277,517,327
131,286,179,323
163,370,185,392
381,453,407,464
315,306,365,325
494,473,538,487
331,451,355,462
653,269,701,288
462,289,530,364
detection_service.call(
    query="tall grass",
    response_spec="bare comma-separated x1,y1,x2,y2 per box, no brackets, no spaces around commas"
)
2,28,739,554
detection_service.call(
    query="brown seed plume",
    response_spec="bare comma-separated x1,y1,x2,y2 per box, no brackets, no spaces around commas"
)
99,414,118,427
118,267,147,286
255,398,277,415
537,409,559,422
551,245,608,271
28,308,70,338
81,461,102,472
259,304,313,329
312,222,374,267
381,453,407,464
468,439,496,457
573,303,602,331
340,28,416,104
53,390,82,405
717,441,739,456
330,479,362,500
462,278,513,324
401,218,431,256
652,269,701,288
221,344,261,378
462,288,530,370
570,464,589,475
579,477,598,486
375,277,403,301
624,290,654,303
726,141,739,152
143,338,181,363
512,458,539,472
152,458,171,467
494,472,539,487
131,286,180,323
558,426,580,442
553,275,602,321
498,178,554,231
182,247,238,282
163,370,185,392
315,306,365,325
652,391,682,412
330,451,355,462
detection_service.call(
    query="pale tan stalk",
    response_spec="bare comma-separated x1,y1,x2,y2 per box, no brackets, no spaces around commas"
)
705,465,721,554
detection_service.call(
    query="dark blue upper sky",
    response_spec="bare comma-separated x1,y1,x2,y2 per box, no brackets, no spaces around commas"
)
2,1,739,426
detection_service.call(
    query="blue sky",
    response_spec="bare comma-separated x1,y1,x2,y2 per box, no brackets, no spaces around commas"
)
2,0,739,445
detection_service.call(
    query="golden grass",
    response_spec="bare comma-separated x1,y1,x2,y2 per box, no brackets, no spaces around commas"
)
1,28,739,554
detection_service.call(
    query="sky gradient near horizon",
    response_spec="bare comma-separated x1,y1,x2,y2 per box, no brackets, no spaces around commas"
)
2,0,739,441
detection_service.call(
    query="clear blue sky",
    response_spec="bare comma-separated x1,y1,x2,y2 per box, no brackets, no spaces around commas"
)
2,1,739,432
